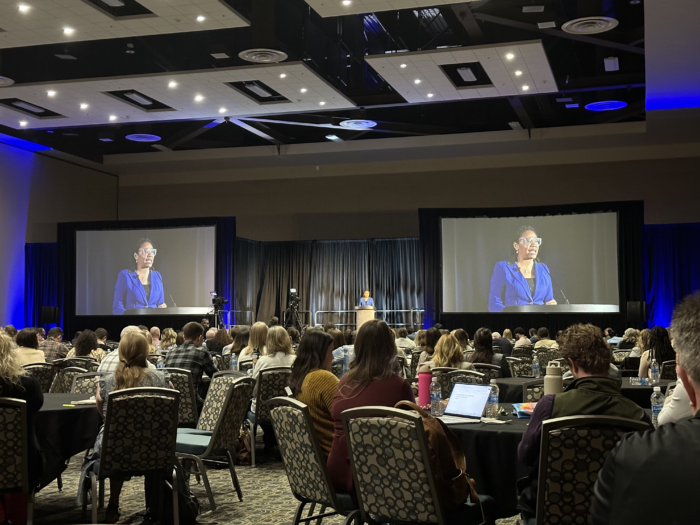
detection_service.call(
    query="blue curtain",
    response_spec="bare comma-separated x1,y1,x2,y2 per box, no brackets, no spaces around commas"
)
24,243,59,329
644,223,700,328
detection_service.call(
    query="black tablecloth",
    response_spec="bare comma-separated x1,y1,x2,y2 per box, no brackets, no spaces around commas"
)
619,379,672,408
450,404,528,518
36,393,102,490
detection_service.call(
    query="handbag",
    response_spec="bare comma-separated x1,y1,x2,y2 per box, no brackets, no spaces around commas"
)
236,420,252,466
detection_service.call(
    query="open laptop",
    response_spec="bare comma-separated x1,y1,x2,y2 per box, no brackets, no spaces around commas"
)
443,383,492,420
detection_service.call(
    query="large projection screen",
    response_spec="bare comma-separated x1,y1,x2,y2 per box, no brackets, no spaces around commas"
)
441,212,619,313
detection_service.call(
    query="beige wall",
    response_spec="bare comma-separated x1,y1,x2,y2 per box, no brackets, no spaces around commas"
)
118,156,700,241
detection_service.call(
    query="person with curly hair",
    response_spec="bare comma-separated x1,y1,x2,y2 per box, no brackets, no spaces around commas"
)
638,326,675,379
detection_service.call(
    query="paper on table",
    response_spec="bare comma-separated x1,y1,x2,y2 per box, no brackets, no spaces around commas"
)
71,397,97,405
439,415,481,425
480,417,509,424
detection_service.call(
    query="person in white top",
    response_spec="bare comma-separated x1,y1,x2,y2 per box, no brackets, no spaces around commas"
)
513,327,532,348
419,333,475,373
395,327,416,351
238,322,268,370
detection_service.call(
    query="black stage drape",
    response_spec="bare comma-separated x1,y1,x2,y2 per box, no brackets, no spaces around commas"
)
24,243,59,328
419,202,645,335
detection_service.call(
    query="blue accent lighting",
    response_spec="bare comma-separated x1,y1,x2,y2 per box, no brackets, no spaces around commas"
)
585,101,628,111
0,132,52,152
646,95,700,111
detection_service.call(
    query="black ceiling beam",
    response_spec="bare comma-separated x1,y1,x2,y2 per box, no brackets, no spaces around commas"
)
230,119,290,146
159,119,218,150
507,96,535,130
473,13,645,55
450,3,485,44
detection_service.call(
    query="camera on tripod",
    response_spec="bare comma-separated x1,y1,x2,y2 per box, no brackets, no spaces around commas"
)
288,288,300,307
210,291,229,310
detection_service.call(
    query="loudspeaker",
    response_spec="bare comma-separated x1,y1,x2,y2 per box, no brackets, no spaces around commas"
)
626,301,646,328
41,306,60,325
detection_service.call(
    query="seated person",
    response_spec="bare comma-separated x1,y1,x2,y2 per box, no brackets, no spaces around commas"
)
468,328,511,378
222,327,249,357
419,333,475,373
451,329,471,353
237,322,268,370
618,328,639,350
289,330,338,457
67,330,107,363
638,326,675,378
395,327,416,351
513,327,531,349
517,323,650,523
492,331,514,357
12,328,46,366
533,327,558,350
418,326,442,364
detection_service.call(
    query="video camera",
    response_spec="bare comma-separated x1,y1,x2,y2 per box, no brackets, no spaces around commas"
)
288,288,300,307
210,291,229,310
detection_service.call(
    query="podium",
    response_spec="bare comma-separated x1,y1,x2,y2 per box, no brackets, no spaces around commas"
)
355,306,376,330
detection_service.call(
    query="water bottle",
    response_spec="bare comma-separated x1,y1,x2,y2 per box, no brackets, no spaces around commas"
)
532,355,540,378
430,376,442,417
252,348,260,365
650,359,660,385
156,356,164,369
230,352,238,371
651,386,664,428
485,379,500,418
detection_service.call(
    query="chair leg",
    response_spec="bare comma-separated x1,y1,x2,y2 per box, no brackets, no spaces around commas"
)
226,450,243,501
292,501,307,525
194,456,216,512
251,423,257,467
89,472,98,524
342,510,361,525
57,474,63,491
307,503,316,517
99,479,105,509
172,465,180,525
27,492,34,525
315,505,327,525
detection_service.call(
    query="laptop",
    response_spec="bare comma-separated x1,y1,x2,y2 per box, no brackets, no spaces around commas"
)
443,383,492,420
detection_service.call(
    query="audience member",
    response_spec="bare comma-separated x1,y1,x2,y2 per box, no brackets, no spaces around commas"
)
606,328,622,345
414,329,427,348
289,330,337,457
224,328,250,357
204,328,217,346
33,328,44,343
287,327,301,348
327,320,414,496
72,331,83,344
327,329,346,351
492,331,514,357
40,327,67,362
175,331,185,346
137,325,148,332
163,322,217,406
513,327,530,348
332,330,356,363
502,328,514,342
149,327,160,348
590,293,700,524
141,330,158,354
618,328,639,350
268,316,279,326
533,327,558,350
518,323,650,522
638,326,675,378
201,318,210,331
159,328,177,352
418,326,442,364
238,322,268,369
95,328,110,352
420,334,475,372
469,328,511,377
451,329,471,352
4,325,17,339
205,328,231,356
629,328,649,358
395,327,416,351
528,328,538,344
13,328,46,365
98,327,156,374
387,328,406,359
322,322,335,333
67,330,107,362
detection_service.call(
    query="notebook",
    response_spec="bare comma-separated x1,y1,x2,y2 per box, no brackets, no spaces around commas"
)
443,383,492,420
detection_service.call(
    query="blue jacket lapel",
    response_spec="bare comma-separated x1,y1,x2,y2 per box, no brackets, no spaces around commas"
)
129,271,147,304
509,263,533,302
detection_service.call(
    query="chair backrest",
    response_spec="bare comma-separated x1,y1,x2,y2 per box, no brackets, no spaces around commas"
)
0,397,29,495
553,358,570,375
410,348,424,378
269,397,343,511
164,368,198,425
429,367,458,398
397,356,407,377
660,360,677,380
255,367,293,422
99,387,180,476
208,378,255,453
535,348,561,367
23,363,57,393
146,354,163,366
506,357,533,377
220,353,231,371
666,381,677,398
197,374,248,431
331,364,343,379
536,415,650,525
472,363,502,380
623,356,641,371
50,367,88,393
71,372,102,394
612,350,631,363
64,357,97,368
342,406,447,525
239,361,255,374
446,370,484,396
513,345,534,359
523,380,546,403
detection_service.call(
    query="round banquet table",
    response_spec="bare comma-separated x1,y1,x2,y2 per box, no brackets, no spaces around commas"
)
450,404,529,518
36,393,102,490
495,377,672,408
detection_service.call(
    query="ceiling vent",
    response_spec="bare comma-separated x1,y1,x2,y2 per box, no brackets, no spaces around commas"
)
0,76,15,87
126,133,161,142
104,90,174,112
339,119,377,129
225,81,289,103
238,48,288,64
561,17,619,35
0,98,65,118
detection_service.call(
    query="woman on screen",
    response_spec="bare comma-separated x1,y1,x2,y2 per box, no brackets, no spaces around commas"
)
112,238,167,315
487,225,557,312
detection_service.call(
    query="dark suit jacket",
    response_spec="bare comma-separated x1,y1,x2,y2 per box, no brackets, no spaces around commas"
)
492,337,513,357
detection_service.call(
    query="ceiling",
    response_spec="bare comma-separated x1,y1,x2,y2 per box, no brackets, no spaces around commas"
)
0,0,647,164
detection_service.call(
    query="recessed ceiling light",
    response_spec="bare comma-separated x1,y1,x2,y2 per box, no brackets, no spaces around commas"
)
80,103,88,109
514,70,523,76
194,94,204,101
522,5,545,12
196,15,205,21
326,134,341,141
18,4,30,12
218,107,226,113
565,104,580,108
427,93,434,98
414,79,421,84
400,63,407,68
109,115,117,121
300,88,307,93
506,53,515,60
54,54,76,60
47,90,56,97
0,76,15,87
319,101,326,106
522,85,530,91
280,73,287,78
19,120,27,127
63,27,74,35
210,52,229,59
168,81,177,88
342,0,351,5
585,100,628,111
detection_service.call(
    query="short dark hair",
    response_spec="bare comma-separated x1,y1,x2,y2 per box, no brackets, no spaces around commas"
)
183,322,204,341
74,330,98,357
605,327,616,337
529,328,537,336
323,322,335,332
4,325,17,338
560,324,611,375
537,327,550,339
137,325,148,331
16,328,39,349
514,327,525,336
269,316,279,326
425,327,442,350
47,327,63,339
346,330,357,345
397,327,408,338
95,328,108,340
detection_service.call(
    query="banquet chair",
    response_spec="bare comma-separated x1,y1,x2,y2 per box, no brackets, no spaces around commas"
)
82,387,181,524
660,360,677,380
523,380,546,403
146,354,164,367
513,345,534,359
447,370,485,396
342,406,494,525
506,357,533,377
534,349,561,368
251,366,293,467
429,367,459,398
220,354,231,371
535,415,650,525
50,367,88,394
612,350,632,363
165,368,199,427
624,356,641,371
331,364,343,378
180,375,250,434
552,358,570,375
239,361,255,374
0,398,34,525
397,356,408,378
213,355,223,371
268,397,359,525
70,372,102,395
472,363,502,381
666,381,677,398
23,363,57,393
62,357,98,370
175,378,254,511
410,348,425,379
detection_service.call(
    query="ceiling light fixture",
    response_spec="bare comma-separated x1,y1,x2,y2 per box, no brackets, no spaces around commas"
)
126,43,135,54
168,81,177,88
245,84,272,97
522,6,545,12
300,88,307,93
126,133,161,142
562,16,619,35
196,15,205,21
414,79,421,84
538,21,556,29
109,115,117,121
55,53,76,60
585,100,628,111
509,122,524,130
19,120,28,127
566,103,580,108
63,27,74,35
326,134,342,141
80,103,88,109
339,119,377,129
124,92,153,105
100,0,125,6
604,57,620,72
218,107,226,113
342,0,351,5
0,76,15,87
47,90,56,97
427,93,434,98
279,73,287,78
505,53,515,60
457,67,477,82
12,101,44,113
194,94,204,101
18,4,30,12
514,70,523,76
319,101,326,106
522,85,530,91
210,53,229,59
400,63,407,68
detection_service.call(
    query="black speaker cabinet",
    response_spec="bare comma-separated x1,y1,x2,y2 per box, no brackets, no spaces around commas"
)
41,306,60,325
627,301,646,328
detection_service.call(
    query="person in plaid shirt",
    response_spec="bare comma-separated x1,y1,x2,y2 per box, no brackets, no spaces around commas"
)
164,322,218,405
40,327,68,362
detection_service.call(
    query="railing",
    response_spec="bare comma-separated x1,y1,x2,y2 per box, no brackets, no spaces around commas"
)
223,310,256,327
411,308,425,329
313,308,424,329
283,310,313,328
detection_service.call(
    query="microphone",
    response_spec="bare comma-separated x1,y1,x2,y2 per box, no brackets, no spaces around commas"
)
170,295,177,307
560,290,570,305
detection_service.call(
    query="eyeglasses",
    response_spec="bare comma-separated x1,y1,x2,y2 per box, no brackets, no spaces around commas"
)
518,237,542,246
137,248,157,256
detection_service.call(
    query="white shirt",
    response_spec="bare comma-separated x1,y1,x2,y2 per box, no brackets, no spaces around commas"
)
658,379,694,426
395,337,416,350
250,352,296,412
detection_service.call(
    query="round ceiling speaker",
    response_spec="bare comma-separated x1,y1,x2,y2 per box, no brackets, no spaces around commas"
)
0,76,15,87
125,133,161,142
585,101,628,112
561,17,619,35
339,119,378,129
238,48,288,64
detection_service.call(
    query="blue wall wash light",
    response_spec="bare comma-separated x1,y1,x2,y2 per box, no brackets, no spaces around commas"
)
125,133,161,142
585,101,628,111
0,132,52,152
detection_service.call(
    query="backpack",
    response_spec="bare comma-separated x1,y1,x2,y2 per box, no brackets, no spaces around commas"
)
394,401,484,519
146,460,200,525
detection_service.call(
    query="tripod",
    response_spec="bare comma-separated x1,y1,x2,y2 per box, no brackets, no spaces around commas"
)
284,303,303,332
211,307,226,329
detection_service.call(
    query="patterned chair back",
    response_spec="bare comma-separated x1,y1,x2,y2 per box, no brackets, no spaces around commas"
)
209,378,255,452
446,370,485,396
472,363,502,381
23,363,57,393
429,367,458,398
50,367,88,393
63,357,97,370
239,361,255,374
70,372,102,394
665,381,677,398
0,398,29,494
535,348,561,368
612,350,631,363
506,357,533,377
146,354,163,366
523,380,546,403
342,407,446,524
100,387,180,475
255,367,292,423
197,375,248,431
660,360,677,380
553,358,570,375
221,354,231,371
269,397,343,510
331,364,343,378
164,368,198,426
536,415,650,525
409,348,425,378
513,345,534,359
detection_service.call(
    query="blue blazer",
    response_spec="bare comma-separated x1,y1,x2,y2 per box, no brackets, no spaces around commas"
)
488,261,554,312
359,297,374,307
112,269,165,315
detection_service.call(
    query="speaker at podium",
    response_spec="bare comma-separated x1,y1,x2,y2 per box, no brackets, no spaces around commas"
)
354,306,376,330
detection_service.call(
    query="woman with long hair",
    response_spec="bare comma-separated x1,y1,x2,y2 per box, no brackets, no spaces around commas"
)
469,327,511,377
159,328,177,351
639,326,675,378
618,328,639,350
418,326,442,364
287,327,301,347
327,320,414,496
414,329,427,347
630,328,650,358
66,330,107,362
224,328,250,356
289,330,337,456
206,328,232,356
420,334,475,372
451,329,471,352
238,322,268,369
503,328,514,342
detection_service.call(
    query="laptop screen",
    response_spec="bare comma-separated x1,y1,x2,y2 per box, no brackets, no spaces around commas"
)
444,383,491,419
